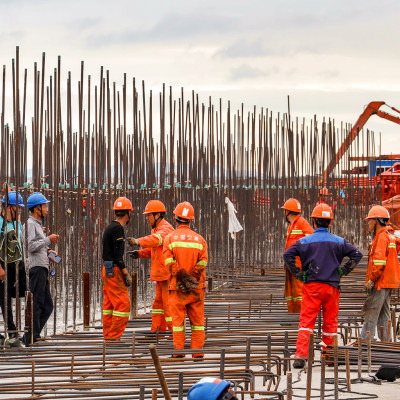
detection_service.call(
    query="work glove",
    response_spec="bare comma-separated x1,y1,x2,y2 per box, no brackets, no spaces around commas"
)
190,267,202,280
295,270,308,283
176,269,199,292
124,273,132,287
128,250,139,259
364,279,374,294
127,237,139,246
337,267,343,278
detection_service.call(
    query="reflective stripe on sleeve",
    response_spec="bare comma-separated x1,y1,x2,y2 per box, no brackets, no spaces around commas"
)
293,296,302,301
191,325,205,331
103,310,113,315
299,327,313,333
196,260,207,267
285,296,293,301
169,242,204,250
290,230,304,235
165,317,172,322
388,243,396,249
373,260,387,265
112,310,130,318
173,326,184,332
165,258,176,266
153,233,162,246
152,309,164,314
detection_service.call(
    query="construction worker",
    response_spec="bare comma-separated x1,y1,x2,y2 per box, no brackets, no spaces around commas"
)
187,377,236,400
282,198,314,313
283,204,362,368
317,187,336,210
102,197,133,340
127,200,174,332
23,192,60,346
361,205,400,341
163,201,208,358
0,191,26,347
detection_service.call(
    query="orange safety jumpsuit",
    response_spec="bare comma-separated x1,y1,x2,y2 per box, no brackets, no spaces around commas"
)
365,226,400,290
163,225,208,357
137,218,174,331
102,266,131,340
102,220,131,340
284,215,314,313
361,226,400,340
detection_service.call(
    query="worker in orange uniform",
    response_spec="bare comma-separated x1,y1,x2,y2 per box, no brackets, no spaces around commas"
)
283,204,362,368
163,201,208,358
101,197,133,340
316,188,335,210
282,198,314,313
361,205,400,340
127,200,174,332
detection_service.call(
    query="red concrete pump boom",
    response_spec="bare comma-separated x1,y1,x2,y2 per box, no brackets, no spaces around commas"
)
324,101,400,182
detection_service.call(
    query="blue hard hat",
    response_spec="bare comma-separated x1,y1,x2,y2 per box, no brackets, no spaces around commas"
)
187,378,231,400
2,191,24,207
27,192,50,209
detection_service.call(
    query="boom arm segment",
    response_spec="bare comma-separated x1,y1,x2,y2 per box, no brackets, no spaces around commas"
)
324,101,400,182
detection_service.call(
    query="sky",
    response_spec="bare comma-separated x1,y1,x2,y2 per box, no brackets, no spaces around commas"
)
1,0,399,155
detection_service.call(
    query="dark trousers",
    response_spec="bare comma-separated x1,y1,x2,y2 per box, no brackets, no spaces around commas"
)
0,262,17,333
29,266,53,340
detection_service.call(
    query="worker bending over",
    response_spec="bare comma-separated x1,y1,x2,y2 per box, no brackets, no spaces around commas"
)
101,197,133,340
283,204,362,368
163,202,208,358
361,206,400,340
282,198,314,312
128,200,174,332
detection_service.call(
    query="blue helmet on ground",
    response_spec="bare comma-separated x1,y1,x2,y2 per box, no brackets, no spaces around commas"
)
27,192,50,209
2,191,24,207
187,378,234,400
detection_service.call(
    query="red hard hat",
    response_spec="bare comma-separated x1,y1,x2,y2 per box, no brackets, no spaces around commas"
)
143,200,167,214
173,201,195,220
281,198,301,213
113,197,133,211
365,205,390,220
311,203,334,220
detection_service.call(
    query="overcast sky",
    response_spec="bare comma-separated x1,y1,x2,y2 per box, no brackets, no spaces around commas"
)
1,0,399,154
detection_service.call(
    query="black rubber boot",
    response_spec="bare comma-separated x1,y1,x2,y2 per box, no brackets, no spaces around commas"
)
293,358,305,369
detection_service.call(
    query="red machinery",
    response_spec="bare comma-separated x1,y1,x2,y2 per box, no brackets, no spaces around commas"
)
324,101,400,183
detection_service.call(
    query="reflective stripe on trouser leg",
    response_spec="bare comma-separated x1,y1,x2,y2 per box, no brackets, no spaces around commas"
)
284,266,303,313
169,291,187,352
151,281,171,332
187,289,205,357
295,282,323,358
102,266,131,339
321,285,340,348
160,280,173,331
151,281,167,332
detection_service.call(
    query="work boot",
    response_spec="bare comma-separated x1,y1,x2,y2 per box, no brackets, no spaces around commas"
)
193,355,204,362
293,358,306,369
170,354,185,358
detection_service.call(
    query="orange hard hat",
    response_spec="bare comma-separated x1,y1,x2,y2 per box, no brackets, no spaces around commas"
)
319,188,329,196
173,201,195,220
311,203,334,220
143,200,167,214
113,197,133,211
281,198,301,213
365,205,390,220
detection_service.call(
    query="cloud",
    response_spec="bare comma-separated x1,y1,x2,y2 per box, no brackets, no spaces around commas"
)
229,64,267,80
86,12,238,48
216,39,272,59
